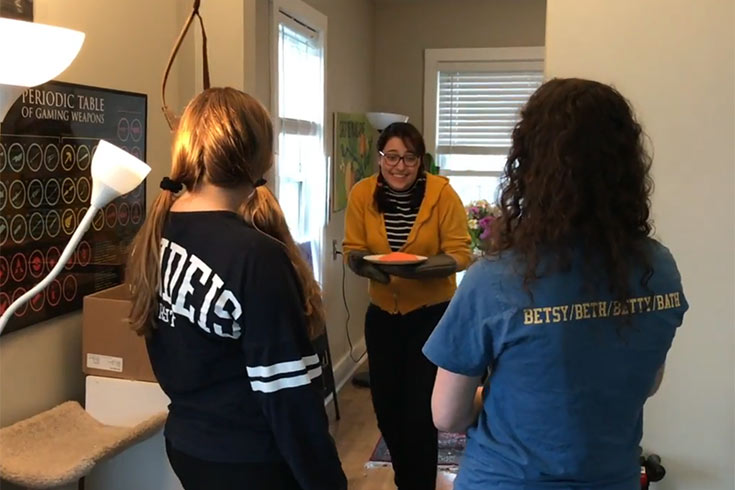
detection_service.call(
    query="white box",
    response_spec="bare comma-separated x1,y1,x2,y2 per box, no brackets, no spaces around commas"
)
85,376,182,490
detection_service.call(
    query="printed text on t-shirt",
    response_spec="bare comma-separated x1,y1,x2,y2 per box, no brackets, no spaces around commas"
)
523,292,682,325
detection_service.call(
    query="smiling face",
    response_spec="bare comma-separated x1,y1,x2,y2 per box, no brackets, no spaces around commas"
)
379,137,422,191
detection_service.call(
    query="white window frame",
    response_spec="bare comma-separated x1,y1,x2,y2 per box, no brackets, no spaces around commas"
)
270,0,328,280
423,47,545,181
270,0,328,165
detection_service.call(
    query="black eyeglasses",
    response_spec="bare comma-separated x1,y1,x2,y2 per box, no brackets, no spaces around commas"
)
379,151,420,167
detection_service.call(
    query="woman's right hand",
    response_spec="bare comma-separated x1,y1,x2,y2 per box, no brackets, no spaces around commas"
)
346,251,390,284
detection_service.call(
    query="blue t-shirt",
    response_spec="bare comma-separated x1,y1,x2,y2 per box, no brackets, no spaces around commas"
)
423,240,687,490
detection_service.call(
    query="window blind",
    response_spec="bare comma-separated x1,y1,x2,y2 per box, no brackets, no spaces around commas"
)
437,70,543,155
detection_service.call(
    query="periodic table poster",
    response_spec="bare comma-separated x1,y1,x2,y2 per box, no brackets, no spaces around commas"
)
0,81,146,335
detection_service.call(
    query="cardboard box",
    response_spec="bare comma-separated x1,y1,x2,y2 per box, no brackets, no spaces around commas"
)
82,285,156,382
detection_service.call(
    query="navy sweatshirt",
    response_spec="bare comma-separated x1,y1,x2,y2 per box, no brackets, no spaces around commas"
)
146,210,346,490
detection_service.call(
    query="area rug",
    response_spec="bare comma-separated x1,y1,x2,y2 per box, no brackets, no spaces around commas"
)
366,432,466,470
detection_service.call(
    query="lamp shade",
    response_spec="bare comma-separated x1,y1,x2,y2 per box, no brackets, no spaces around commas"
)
366,112,409,131
90,140,151,208
0,18,85,87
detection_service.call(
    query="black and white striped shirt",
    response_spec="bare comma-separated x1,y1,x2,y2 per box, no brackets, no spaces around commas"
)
384,181,422,251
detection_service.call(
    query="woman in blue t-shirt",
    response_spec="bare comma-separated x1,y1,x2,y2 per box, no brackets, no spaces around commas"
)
423,78,688,490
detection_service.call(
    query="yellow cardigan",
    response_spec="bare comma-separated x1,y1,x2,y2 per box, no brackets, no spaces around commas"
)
343,173,472,314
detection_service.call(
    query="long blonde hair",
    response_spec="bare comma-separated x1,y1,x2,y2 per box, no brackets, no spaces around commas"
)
241,187,326,339
127,88,273,336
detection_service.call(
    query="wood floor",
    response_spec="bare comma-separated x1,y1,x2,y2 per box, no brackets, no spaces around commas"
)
328,378,456,490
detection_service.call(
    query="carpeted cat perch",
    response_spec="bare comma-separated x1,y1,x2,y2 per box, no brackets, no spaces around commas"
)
0,401,166,489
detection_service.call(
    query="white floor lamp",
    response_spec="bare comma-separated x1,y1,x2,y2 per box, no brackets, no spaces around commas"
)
0,15,152,334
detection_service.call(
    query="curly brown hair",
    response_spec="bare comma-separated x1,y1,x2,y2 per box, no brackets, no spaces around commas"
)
490,78,654,303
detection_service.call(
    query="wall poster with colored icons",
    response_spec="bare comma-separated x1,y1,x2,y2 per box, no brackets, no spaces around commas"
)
332,112,376,213
0,81,146,335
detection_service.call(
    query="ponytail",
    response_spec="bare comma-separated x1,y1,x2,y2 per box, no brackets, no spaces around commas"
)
283,240,326,340
126,191,176,336
241,187,325,339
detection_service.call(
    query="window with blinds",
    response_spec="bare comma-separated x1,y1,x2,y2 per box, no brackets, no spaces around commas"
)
424,48,544,284
437,70,544,156
434,67,543,208
424,49,543,202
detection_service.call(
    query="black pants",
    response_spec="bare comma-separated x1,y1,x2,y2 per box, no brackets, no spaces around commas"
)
365,302,447,490
166,439,301,490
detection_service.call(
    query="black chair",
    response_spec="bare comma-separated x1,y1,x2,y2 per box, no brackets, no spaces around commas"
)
311,331,340,420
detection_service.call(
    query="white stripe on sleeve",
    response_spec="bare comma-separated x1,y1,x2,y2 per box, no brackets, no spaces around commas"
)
250,374,311,393
250,364,323,393
246,354,320,378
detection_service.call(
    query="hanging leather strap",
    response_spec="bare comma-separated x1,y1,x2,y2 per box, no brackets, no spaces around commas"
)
161,0,210,130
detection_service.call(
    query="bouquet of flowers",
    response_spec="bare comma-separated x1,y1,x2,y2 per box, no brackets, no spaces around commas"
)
465,199,501,254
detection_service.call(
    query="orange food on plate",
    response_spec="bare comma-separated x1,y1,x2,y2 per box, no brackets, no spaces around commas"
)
379,252,419,262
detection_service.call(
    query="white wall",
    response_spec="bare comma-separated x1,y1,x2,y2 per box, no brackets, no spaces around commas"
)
192,0,257,94
546,1,735,489
0,3,190,489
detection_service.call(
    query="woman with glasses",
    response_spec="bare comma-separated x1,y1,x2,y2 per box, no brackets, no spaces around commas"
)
343,122,471,489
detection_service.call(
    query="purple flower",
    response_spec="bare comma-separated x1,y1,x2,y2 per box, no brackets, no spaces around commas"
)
478,216,496,240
